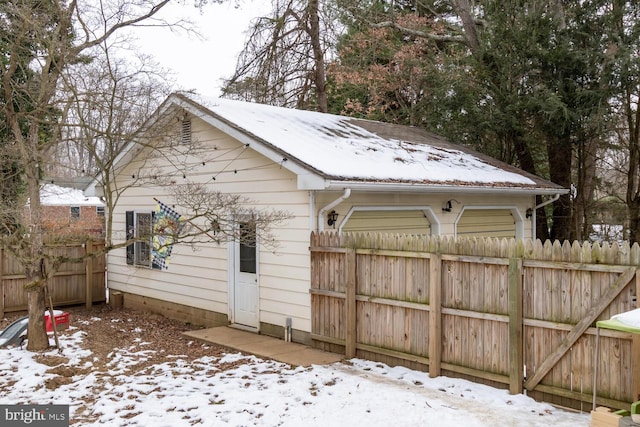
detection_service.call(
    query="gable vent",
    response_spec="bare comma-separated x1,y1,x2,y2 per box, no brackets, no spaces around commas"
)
181,118,192,144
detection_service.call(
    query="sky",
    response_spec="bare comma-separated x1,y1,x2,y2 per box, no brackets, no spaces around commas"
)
132,0,271,96
0,314,593,426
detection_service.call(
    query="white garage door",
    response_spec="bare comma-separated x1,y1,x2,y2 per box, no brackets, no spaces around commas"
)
342,210,431,234
457,209,515,238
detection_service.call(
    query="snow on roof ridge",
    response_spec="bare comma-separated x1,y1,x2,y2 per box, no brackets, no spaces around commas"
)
40,183,104,206
179,93,543,187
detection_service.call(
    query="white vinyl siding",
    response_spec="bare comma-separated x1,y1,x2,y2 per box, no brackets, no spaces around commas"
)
109,117,313,331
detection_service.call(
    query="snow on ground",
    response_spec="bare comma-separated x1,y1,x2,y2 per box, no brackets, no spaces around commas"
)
0,321,590,426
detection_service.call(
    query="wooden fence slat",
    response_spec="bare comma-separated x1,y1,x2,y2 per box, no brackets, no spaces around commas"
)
345,248,356,358
524,267,637,391
509,258,523,394
634,272,640,402
0,248,4,318
429,253,442,378
85,240,93,309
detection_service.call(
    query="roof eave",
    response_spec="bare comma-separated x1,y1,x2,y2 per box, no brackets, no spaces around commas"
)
319,180,569,196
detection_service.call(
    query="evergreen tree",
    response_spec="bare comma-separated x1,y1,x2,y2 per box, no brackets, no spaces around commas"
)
329,0,614,241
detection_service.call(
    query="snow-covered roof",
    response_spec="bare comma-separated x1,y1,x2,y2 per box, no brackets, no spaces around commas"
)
143,93,566,194
41,184,103,206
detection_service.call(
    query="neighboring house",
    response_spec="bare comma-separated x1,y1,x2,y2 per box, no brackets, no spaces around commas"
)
40,183,105,238
94,93,568,342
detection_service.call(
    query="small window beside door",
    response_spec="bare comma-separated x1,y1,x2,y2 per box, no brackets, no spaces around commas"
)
239,221,256,274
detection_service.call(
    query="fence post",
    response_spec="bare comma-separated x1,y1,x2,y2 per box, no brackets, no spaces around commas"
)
633,269,640,401
85,240,93,309
429,253,442,378
508,257,524,395
345,248,357,358
0,248,4,318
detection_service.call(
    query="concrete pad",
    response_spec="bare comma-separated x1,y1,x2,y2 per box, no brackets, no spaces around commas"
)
241,337,306,355
274,347,344,366
187,329,272,347
183,326,343,366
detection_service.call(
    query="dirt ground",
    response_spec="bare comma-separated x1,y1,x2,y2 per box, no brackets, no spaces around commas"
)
0,305,252,424
1,307,243,383
0,304,232,368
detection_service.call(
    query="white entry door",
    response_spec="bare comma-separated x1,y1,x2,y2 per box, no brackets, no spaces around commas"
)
232,221,259,329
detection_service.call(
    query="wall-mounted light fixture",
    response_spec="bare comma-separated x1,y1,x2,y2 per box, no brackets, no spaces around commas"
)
526,208,533,219
442,199,460,212
210,219,221,235
327,210,339,227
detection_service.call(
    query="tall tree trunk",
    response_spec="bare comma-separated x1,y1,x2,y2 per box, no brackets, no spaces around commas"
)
548,136,573,241
625,82,640,244
26,273,48,351
535,196,551,242
308,0,327,112
629,201,640,244
573,137,598,241
24,135,49,351
452,0,479,54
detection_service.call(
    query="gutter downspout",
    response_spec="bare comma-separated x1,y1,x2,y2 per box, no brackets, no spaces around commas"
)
318,188,351,232
309,191,316,232
532,193,561,240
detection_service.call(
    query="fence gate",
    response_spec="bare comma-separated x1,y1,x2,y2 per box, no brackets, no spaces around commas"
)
310,232,640,411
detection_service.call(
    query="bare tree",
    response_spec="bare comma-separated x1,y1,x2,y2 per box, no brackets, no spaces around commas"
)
52,42,174,177
54,38,177,252
0,0,189,351
221,0,340,111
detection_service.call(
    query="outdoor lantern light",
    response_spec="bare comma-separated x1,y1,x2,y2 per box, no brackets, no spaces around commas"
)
327,210,339,227
442,199,459,212
210,219,221,235
526,208,533,219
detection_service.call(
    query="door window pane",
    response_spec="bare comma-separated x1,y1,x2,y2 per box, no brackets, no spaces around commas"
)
239,222,256,274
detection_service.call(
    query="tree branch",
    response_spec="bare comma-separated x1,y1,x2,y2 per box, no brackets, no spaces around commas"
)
370,21,465,44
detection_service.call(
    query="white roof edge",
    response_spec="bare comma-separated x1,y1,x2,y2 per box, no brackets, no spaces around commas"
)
321,180,570,195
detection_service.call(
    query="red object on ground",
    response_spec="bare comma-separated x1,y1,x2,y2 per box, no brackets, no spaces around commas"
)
45,311,69,332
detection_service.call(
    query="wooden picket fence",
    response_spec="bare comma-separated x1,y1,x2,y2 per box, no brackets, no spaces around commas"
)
1,240,106,317
310,232,640,411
